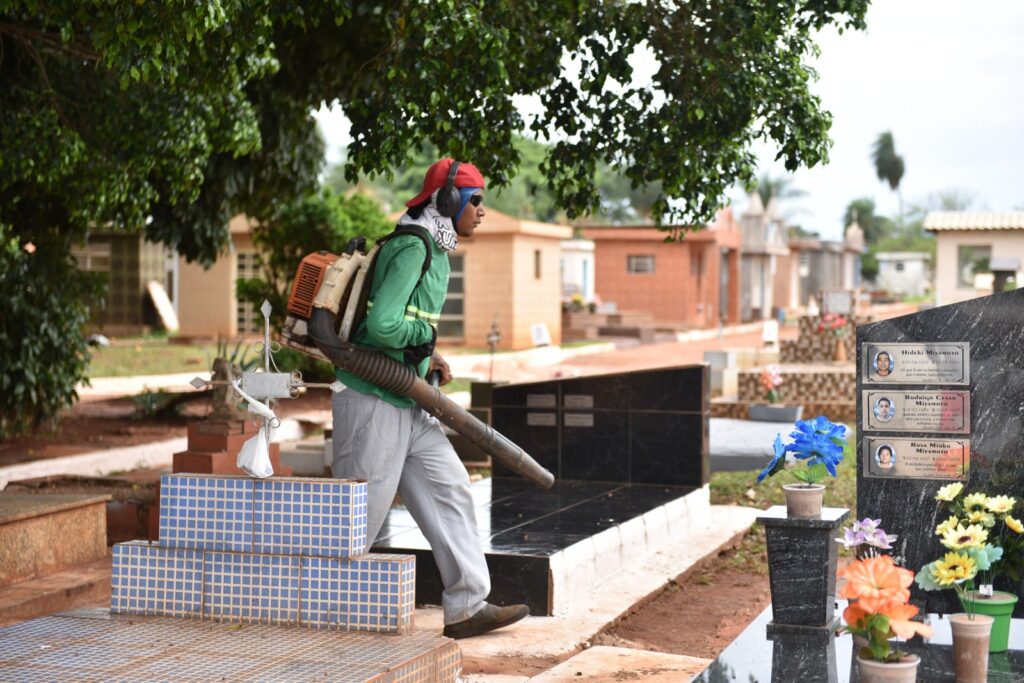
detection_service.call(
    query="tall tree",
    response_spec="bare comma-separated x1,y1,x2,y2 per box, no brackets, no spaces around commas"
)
755,173,806,207
1,0,869,435
872,131,906,222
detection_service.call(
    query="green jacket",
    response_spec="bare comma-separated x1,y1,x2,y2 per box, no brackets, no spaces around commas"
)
335,233,449,407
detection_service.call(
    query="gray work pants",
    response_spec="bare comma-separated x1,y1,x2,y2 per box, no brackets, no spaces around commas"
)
331,387,489,624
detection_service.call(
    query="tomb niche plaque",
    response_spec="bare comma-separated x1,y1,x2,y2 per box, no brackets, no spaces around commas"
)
857,288,1024,617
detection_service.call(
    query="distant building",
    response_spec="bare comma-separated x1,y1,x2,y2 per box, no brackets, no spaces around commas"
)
560,237,595,303
925,212,1024,305
177,214,259,339
581,208,742,328
739,193,789,321
72,233,176,333
875,252,930,298
783,218,865,308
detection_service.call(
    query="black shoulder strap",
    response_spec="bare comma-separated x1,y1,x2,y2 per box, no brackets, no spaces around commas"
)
376,224,433,282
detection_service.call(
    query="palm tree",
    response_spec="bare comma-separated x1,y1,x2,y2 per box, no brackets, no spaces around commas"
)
872,131,905,223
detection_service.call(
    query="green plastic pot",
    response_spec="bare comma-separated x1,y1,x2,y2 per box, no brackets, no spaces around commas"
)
963,590,1018,653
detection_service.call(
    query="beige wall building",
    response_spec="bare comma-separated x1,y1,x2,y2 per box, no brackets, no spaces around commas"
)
177,214,259,339
925,212,1024,306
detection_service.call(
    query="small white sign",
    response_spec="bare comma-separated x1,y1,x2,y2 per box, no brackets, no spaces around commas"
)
530,323,552,347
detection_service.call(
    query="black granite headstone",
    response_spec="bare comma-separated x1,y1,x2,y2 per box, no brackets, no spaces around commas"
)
491,364,709,486
857,288,1024,617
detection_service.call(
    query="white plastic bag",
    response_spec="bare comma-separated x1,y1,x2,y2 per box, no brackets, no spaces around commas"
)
231,380,277,479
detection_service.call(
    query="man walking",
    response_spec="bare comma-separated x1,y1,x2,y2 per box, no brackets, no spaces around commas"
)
332,158,529,638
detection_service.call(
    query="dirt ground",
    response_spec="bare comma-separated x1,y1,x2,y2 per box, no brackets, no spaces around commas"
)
595,533,771,659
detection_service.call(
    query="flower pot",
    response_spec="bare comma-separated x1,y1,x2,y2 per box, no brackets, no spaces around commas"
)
856,654,919,683
950,613,994,683
834,337,848,362
783,483,825,518
748,403,804,422
962,591,1017,652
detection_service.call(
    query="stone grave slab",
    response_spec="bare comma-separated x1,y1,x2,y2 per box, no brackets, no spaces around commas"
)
856,288,1024,616
0,493,110,587
0,608,460,682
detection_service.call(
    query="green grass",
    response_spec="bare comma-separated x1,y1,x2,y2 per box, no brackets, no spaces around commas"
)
87,339,225,377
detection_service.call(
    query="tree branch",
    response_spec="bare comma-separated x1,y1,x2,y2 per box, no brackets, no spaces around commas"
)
0,22,100,62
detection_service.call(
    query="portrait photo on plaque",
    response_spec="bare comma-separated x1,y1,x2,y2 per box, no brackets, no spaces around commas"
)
872,396,896,422
874,444,897,472
873,350,894,378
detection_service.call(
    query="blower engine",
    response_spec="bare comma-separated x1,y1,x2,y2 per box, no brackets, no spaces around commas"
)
282,243,555,490
281,239,379,361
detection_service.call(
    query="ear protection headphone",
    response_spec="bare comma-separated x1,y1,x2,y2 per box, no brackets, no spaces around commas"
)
435,160,462,218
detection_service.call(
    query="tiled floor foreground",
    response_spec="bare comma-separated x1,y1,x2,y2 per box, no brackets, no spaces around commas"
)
0,607,460,682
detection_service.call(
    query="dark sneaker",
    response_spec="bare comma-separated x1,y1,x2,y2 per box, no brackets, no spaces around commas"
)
442,602,530,639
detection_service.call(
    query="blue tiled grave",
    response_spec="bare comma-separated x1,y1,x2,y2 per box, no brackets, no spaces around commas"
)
115,474,412,633
302,554,416,632
202,551,301,625
253,477,368,557
159,475,254,553
159,474,368,558
110,541,203,618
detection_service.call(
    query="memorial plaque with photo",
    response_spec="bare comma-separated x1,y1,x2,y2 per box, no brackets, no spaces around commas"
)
861,390,970,433
862,435,970,480
857,288,1024,617
861,342,969,385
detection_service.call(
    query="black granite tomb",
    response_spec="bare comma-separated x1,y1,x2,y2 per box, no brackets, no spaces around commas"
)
374,364,711,615
491,364,709,486
856,288,1024,617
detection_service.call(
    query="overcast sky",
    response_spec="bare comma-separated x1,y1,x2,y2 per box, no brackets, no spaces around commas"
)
316,1,1024,240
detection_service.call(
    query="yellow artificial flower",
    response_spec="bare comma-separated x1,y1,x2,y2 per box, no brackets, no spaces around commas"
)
986,495,1016,514
935,515,959,537
933,552,977,586
1006,516,1024,534
968,510,996,528
940,523,988,550
935,483,964,502
963,492,989,513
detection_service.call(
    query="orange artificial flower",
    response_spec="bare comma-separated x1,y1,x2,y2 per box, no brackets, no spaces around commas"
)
842,601,870,628
838,555,913,612
879,601,934,640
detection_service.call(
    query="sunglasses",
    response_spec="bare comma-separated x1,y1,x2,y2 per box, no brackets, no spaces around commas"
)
468,194,484,207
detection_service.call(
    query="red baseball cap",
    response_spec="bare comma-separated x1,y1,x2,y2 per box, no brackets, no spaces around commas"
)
405,158,486,207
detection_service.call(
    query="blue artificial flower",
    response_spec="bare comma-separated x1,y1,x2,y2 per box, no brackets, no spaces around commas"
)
757,434,788,482
786,416,847,476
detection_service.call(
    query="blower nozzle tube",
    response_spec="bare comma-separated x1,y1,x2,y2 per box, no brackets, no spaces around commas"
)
310,309,555,489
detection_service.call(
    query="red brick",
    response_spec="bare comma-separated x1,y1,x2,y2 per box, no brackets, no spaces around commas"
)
172,443,283,476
